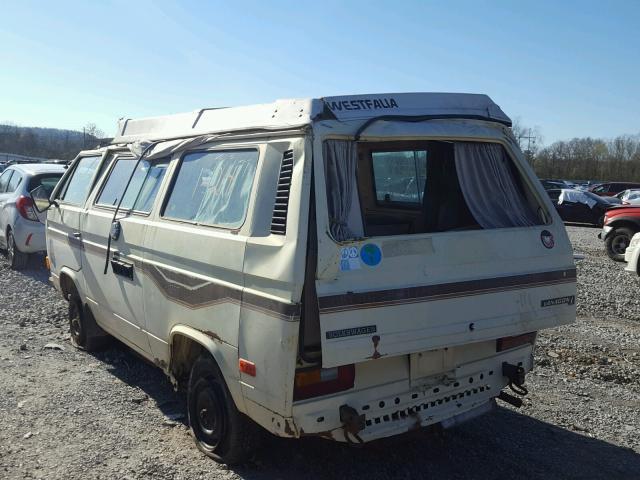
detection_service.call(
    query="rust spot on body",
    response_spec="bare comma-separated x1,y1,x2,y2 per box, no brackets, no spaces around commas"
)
367,335,386,360
153,358,168,369
283,419,297,437
200,330,223,343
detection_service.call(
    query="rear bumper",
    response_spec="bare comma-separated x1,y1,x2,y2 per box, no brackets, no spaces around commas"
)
13,218,46,253
292,345,532,443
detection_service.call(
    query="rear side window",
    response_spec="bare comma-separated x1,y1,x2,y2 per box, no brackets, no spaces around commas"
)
60,156,102,205
96,157,168,213
7,171,22,192
0,170,13,193
163,149,258,228
372,150,427,206
28,174,63,196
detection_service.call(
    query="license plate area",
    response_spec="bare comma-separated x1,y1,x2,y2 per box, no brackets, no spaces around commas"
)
410,348,457,388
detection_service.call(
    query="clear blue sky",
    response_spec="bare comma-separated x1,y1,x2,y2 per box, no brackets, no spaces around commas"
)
1,0,638,144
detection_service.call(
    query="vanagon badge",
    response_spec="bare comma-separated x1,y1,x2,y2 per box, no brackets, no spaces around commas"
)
541,230,554,249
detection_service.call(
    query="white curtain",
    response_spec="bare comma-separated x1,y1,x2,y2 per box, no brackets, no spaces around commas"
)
323,140,363,241
454,142,538,229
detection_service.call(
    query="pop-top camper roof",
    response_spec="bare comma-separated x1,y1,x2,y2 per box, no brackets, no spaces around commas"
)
112,93,511,144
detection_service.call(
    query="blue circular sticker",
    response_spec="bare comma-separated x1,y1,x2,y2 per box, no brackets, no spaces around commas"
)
360,243,382,267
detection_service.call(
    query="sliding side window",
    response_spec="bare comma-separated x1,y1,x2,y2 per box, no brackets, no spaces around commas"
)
162,149,258,229
96,157,169,213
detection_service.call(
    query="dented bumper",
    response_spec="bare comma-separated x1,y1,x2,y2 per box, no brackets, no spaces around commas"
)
291,345,533,442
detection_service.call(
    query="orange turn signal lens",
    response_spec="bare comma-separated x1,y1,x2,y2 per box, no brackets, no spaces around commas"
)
44,256,51,270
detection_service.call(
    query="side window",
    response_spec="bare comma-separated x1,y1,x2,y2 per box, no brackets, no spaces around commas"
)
59,156,102,205
7,171,23,192
96,157,168,213
0,170,13,193
372,150,427,206
163,149,258,228
593,185,608,194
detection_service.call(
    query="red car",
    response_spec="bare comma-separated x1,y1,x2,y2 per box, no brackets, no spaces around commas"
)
590,182,640,197
600,205,640,260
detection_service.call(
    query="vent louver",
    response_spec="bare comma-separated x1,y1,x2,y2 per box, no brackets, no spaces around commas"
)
271,150,294,235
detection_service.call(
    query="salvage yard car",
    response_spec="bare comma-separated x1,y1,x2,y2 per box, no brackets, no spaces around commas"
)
0,163,65,269
589,181,640,197
600,204,640,261
547,188,617,226
33,93,577,464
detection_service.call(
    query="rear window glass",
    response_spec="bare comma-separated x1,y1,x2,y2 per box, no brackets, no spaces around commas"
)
372,150,427,205
61,156,102,205
96,157,168,213
28,174,63,196
163,149,258,228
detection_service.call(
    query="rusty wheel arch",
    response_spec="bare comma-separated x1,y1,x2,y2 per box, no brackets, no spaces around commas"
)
169,334,207,389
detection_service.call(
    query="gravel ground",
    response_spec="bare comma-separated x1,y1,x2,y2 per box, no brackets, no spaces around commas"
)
0,226,639,479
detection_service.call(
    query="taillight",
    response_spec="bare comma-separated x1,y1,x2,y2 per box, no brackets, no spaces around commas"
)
16,196,38,222
496,332,537,352
293,364,355,401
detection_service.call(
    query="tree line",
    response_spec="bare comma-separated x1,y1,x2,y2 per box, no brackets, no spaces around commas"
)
530,135,640,182
0,123,106,161
513,120,640,182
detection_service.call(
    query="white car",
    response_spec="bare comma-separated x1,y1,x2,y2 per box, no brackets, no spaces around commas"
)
616,189,640,204
624,232,640,275
0,163,65,269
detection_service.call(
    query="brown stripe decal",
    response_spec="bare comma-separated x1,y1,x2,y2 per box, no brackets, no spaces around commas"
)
48,224,299,320
141,263,299,320
318,269,576,314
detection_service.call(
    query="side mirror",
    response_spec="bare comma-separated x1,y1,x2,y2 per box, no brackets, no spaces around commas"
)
30,185,57,213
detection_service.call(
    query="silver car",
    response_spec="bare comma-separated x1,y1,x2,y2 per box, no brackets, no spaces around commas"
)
0,163,65,269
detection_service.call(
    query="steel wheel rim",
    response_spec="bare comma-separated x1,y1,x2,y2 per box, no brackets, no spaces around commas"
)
612,235,629,255
70,316,81,339
193,381,226,451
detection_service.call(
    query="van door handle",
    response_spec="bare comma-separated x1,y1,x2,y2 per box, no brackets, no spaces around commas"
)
72,232,82,239
110,257,134,280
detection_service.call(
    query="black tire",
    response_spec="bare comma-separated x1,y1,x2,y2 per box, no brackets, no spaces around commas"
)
605,227,634,262
6,230,28,270
187,355,261,464
68,294,110,351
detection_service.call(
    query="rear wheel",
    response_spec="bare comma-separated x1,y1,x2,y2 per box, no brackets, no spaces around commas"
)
187,355,261,464
6,230,28,270
605,227,634,262
68,294,110,351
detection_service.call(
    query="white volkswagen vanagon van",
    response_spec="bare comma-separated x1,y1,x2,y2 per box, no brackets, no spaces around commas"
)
34,93,576,464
